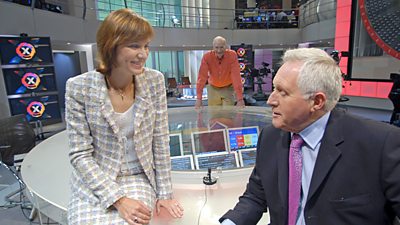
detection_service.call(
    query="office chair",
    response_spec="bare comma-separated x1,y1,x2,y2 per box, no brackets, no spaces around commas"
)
167,77,179,97
181,76,191,86
0,114,36,205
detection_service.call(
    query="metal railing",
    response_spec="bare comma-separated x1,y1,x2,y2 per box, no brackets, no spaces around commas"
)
1,0,337,29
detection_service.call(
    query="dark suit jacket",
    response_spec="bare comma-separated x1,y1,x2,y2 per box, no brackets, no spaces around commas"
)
220,109,400,225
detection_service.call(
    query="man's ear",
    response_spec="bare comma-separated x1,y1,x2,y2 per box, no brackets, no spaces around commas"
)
311,92,326,112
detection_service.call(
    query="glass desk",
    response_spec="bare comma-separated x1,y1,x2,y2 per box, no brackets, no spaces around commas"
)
21,106,272,225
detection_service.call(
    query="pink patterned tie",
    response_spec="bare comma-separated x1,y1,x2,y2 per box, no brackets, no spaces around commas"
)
288,134,304,225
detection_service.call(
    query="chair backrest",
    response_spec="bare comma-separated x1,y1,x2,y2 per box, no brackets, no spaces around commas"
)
181,76,191,85
0,114,36,166
167,77,178,88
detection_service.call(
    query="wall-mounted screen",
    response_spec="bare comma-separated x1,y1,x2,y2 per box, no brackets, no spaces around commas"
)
227,126,259,151
195,152,239,170
238,149,257,167
191,129,228,155
8,94,62,125
171,155,194,171
2,66,57,96
0,36,53,65
169,133,183,157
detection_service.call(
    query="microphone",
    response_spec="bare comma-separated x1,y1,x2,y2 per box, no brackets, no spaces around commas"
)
203,167,217,185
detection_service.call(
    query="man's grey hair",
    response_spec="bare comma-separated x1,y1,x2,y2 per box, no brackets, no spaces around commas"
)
282,48,343,111
213,36,227,47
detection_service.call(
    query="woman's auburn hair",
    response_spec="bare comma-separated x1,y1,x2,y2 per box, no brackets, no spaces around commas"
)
96,8,154,76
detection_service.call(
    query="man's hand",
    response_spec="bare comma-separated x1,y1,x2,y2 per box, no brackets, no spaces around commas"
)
113,197,152,225
195,99,203,110
156,198,184,218
236,99,245,108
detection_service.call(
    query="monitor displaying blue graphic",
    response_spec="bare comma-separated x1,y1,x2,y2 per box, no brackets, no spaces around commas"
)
238,149,257,167
191,129,228,155
0,36,53,65
169,133,183,157
171,155,194,171
2,66,57,95
195,152,239,170
8,94,62,125
227,126,259,151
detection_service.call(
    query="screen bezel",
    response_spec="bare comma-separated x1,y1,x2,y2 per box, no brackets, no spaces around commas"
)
169,133,184,157
194,151,239,170
2,66,57,96
238,148,257,167
191,129,228,155
170,155,194,171
227,126,259,151
0,36,54,66
7,94,62,126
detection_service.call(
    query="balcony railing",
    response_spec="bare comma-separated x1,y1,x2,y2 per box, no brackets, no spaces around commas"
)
2,0,337,29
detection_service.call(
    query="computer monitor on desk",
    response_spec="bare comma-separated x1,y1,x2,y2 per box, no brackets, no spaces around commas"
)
191,129,228,155
227,126,259,151
194,152,239,170
171,155,194,171
169,133,183,157
238,148,257,167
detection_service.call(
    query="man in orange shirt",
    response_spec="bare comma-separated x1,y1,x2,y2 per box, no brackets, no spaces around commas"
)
195,36,245,109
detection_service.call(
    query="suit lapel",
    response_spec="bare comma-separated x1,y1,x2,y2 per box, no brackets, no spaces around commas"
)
307,110,344,201
95,74,120,136
131,72,155,187
132,72,151,135
278,131,291,210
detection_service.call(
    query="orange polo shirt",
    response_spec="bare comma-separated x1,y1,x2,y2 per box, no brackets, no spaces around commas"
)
196,49,243,100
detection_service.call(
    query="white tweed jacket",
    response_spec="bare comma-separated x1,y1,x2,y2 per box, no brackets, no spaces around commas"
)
65,68,172,210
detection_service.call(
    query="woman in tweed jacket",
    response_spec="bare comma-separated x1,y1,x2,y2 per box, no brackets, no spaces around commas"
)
65,9,183,224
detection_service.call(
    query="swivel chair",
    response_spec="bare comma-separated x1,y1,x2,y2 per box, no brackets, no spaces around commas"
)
0,114,36,205
181,76,191,86
167,77,179,97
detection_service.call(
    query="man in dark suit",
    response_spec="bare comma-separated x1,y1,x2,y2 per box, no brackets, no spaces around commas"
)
220,48,400,225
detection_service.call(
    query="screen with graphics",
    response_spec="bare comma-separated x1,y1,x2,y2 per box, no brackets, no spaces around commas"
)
227,126,259,151
238,149,257,167
171,155,194,171
2,67,57,95
8,94,62,125
0,36,53,65
195,152,239,170
191,129,228,155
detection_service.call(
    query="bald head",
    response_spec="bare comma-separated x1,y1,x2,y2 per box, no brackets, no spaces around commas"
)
213,36,227,58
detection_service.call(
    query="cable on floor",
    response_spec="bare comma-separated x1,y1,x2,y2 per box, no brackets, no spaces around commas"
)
196,184,208,225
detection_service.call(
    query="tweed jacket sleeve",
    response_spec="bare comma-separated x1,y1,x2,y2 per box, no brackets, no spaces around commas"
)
65,73,125,209
149,70,173,199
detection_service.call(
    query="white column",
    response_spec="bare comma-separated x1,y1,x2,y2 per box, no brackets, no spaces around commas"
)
184,51,192,81
209,0,235,29
201,0,210,28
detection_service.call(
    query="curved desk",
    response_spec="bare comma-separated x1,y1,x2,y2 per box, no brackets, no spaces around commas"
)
21,106,272,224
